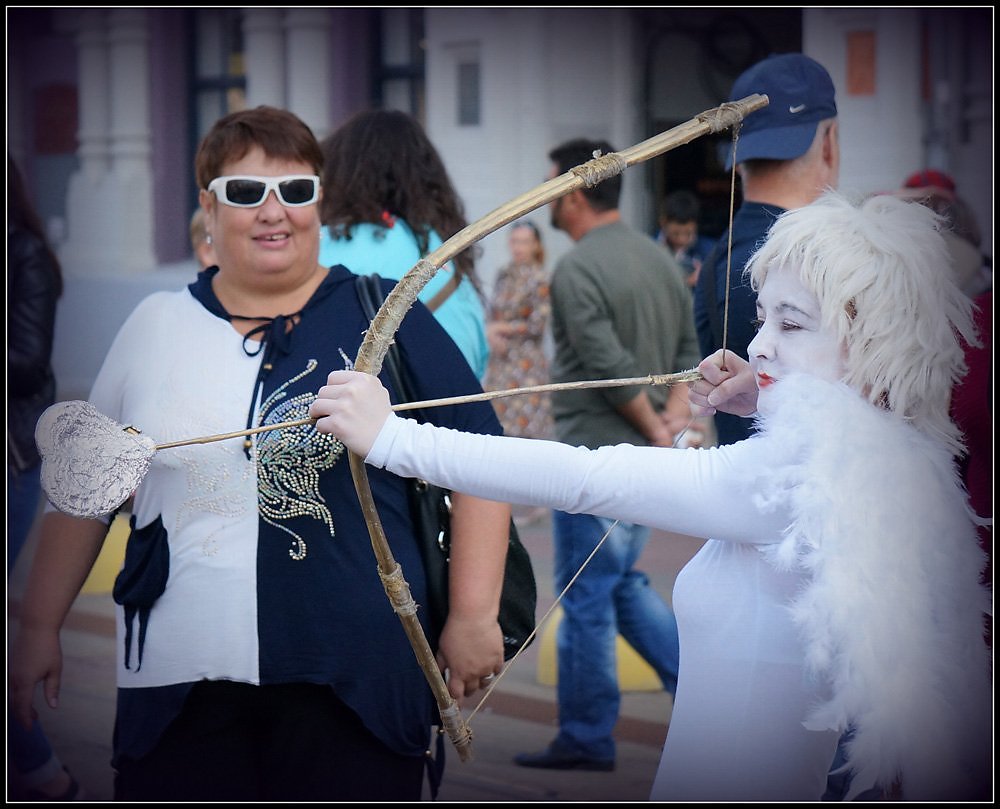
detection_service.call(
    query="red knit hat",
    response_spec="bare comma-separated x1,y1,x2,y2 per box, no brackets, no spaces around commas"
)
903,169,956,192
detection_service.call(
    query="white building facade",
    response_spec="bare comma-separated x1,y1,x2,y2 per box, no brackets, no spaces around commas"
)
6,7,992,399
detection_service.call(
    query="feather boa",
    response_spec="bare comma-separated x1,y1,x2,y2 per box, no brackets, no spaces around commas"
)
752,374,992,801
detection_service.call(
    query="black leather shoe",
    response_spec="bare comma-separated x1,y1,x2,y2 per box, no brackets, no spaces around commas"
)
513,744,615,771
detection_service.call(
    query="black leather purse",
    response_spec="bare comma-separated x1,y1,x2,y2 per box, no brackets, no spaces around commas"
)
355,274,537,661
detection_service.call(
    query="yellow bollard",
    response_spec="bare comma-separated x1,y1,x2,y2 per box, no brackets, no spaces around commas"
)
80,513,130,595
536,606,663,692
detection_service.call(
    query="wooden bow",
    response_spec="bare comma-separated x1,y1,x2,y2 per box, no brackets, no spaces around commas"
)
348,93,769,760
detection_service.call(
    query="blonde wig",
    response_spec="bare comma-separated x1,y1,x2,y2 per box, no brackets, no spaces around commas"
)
746,190,978,454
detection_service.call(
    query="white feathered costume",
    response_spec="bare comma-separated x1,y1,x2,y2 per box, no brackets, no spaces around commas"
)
754,373,992,800
351,191,992,800
365,368,993,800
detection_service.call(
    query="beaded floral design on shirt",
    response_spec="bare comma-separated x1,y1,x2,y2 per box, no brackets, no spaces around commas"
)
256,360,345,560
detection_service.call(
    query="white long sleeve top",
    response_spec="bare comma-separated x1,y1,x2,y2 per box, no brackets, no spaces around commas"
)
365,374,991,801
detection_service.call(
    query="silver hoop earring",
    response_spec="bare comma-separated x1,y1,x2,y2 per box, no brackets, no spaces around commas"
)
205,234,213,245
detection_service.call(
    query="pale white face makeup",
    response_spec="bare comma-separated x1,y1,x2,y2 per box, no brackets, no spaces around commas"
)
747,263,848,390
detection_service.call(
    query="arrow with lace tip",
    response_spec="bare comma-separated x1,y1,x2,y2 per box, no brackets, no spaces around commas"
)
150,369,703,450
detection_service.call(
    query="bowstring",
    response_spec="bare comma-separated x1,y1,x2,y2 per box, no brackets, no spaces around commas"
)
468,411,701,721
468,127,743,725
719,124,740,370
466,518,620,725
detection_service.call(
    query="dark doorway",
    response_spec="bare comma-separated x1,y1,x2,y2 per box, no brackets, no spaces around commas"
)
638,9,803,240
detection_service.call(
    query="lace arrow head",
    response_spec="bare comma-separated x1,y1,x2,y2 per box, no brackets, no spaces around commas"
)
35,400,156,519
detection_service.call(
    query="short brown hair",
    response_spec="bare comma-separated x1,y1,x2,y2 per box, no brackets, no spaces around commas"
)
194,105,323,189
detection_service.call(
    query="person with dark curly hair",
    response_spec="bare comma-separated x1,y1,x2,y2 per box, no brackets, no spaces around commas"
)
318,109,489,379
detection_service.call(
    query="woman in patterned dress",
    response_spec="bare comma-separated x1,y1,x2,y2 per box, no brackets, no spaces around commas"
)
483,220,554,441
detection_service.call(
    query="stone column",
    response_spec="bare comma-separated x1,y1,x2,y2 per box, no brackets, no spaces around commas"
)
105,7,156,274
242,8,286,108
284,9,333,139
58,8,113,273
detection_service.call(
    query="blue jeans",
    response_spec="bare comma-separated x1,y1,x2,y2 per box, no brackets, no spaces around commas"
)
551,511,680,761
8,465,60,782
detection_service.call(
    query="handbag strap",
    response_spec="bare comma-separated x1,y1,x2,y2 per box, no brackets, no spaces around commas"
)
424,274,459,312
355,274,425,417
391,218,460,313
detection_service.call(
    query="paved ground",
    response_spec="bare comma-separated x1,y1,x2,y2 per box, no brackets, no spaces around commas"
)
8,510,704,802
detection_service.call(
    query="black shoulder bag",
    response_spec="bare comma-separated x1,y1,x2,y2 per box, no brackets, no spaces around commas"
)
354,273,537,661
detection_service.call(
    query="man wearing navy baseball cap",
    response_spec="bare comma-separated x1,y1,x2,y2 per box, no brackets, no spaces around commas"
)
694,53,840,445
725,52,838,168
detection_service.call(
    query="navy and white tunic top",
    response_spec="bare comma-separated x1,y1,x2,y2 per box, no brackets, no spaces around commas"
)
91,265,502,764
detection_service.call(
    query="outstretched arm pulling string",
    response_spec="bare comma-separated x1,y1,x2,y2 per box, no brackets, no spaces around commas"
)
35,95,767,761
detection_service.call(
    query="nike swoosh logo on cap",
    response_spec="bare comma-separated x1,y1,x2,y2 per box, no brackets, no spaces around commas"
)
789,104,807,114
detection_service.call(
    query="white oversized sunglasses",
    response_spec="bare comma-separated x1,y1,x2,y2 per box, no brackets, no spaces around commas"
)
207,175,320,208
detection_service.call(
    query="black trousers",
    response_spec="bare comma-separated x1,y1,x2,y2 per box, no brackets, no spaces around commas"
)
113,681,426,801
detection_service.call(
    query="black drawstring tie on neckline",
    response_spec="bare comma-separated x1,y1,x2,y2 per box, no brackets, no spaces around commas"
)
239,313,297,358
187,265,340,461
231,311,303,460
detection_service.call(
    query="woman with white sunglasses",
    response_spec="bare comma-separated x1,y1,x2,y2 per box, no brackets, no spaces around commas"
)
10,106,512,801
